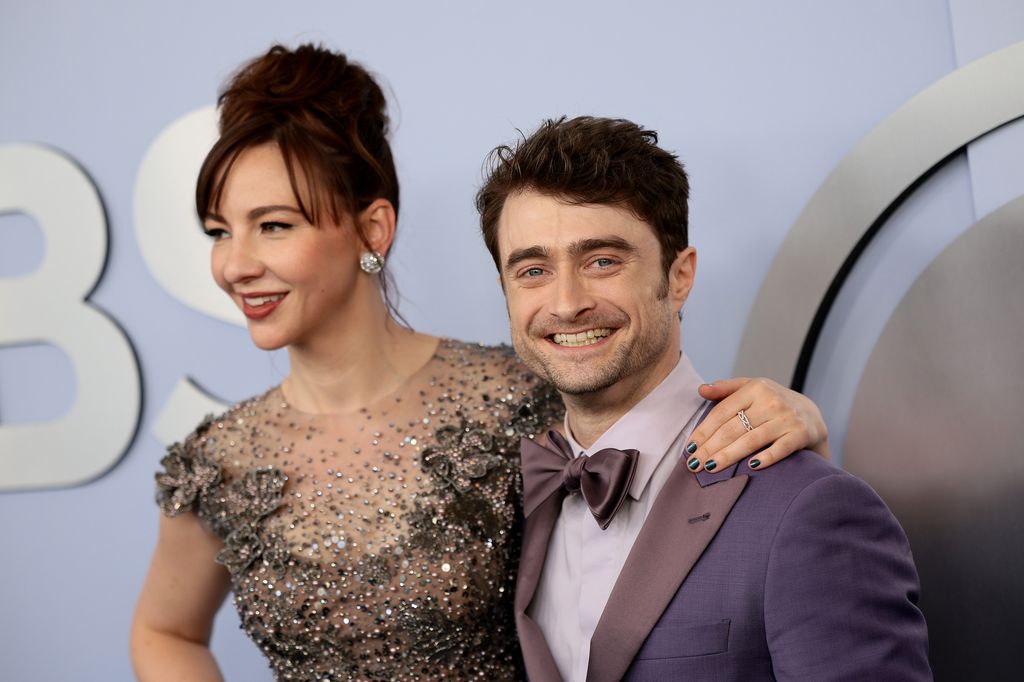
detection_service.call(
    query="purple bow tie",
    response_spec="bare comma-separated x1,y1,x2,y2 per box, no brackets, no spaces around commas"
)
521,430,638,530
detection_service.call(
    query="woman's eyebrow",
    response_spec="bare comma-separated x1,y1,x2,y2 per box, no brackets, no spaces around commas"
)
204,205,303,223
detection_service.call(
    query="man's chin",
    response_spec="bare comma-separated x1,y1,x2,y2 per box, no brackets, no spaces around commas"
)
538,365,623,396
550,379,617,396
514,338,620,390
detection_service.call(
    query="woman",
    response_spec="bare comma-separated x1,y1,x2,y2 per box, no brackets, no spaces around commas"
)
130,44,829,681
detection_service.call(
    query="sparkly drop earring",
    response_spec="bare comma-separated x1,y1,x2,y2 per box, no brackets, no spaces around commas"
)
359,251,385,274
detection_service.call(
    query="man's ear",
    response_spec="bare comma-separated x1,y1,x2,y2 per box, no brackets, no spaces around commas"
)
668,246,697,309
357,198,397,255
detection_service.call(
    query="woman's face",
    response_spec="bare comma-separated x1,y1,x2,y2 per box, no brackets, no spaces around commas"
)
203,143,364,351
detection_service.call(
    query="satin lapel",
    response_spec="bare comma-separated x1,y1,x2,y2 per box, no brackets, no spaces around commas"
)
515,491,565,682
585,460,748,682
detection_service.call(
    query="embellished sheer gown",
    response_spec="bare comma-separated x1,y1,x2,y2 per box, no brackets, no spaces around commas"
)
155,340,562,681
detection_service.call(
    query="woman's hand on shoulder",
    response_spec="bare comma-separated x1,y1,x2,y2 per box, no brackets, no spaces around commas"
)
684,377,830,473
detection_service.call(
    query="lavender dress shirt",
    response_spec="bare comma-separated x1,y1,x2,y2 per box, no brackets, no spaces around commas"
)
527,353,706,681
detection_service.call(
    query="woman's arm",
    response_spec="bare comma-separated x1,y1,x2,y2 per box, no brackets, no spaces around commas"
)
685,377,830,472
130,512,231,682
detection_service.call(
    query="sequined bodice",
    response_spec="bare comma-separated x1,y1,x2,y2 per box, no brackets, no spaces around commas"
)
156,340,562,681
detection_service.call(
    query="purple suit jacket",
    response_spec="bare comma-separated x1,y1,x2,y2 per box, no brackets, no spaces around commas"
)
516,450,931,681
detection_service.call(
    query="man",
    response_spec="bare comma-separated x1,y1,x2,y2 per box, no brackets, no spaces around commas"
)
475,117,931,681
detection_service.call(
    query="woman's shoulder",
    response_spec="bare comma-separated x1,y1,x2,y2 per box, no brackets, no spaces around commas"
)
181,385,281,444
437,337,564,431
437,337,537,381
436,336,515,360
437,338,555,395
155,386,283,517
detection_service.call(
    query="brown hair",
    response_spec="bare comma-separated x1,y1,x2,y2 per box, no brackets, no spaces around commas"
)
476,116,689,274
196,44,401,311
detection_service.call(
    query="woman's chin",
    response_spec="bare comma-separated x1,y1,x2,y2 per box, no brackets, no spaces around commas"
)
247,330,290,352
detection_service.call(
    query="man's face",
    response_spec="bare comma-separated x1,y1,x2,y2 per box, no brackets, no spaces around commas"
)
497,190,695,401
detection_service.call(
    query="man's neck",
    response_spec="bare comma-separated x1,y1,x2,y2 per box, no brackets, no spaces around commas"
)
561,349,680,449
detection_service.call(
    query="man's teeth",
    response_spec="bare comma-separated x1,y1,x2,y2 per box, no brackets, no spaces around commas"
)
244,294,285,306
552,329,612,347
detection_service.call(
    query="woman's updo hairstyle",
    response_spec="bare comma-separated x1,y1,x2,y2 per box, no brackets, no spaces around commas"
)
196,44,401,311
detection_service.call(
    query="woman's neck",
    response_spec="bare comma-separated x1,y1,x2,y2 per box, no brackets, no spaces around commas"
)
282,305,439,415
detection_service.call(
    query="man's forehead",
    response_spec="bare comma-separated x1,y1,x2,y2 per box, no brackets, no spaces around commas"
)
497,192,653,254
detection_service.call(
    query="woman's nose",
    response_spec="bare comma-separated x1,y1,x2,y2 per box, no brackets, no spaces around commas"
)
219,236,264,284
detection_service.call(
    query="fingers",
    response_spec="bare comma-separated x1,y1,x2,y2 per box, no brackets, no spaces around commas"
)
687,380,763,458
696,407,753,458
691,408,790,472
697,377,751,402
740,432,806,470
702,417,805,471
686,377,821,473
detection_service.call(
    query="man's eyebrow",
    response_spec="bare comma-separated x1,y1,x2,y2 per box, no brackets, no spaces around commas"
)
568,237,637,258
503,237,638,272
504,245,550,272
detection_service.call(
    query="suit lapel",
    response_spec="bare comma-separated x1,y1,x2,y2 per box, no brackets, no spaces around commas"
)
586,458,748,682
516,490,565,682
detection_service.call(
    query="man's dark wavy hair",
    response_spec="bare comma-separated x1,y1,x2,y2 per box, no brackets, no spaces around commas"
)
476,116,690,274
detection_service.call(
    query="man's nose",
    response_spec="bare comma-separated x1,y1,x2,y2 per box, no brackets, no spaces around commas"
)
549,270,596,321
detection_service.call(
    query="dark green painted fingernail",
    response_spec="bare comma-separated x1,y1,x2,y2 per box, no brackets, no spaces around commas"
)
686,442,698,455
704,459,718,472
749,459,761,469
687,457,701,471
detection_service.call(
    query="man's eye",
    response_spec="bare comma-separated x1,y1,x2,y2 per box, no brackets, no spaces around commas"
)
593,258,616,268
524,267,545,277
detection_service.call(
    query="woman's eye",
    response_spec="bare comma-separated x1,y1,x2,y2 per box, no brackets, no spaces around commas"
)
261,221,292,233
203,227,228,241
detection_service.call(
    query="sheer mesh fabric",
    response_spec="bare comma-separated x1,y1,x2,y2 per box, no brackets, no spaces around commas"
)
156,340,563,680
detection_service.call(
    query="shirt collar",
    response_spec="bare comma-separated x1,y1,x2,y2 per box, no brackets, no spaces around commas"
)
564,352,707,501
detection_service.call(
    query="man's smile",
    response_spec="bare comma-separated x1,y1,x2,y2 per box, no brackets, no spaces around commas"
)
549,328,614,347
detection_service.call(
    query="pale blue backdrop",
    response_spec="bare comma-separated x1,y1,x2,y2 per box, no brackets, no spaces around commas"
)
2,1,1022,679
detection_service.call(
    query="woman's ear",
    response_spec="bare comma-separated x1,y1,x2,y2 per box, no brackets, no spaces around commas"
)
357,198,397,256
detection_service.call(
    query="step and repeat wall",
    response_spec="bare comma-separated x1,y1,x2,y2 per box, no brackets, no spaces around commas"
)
2,2,1022,679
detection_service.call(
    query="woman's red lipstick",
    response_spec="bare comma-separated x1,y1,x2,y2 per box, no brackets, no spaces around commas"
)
241,293,286,320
